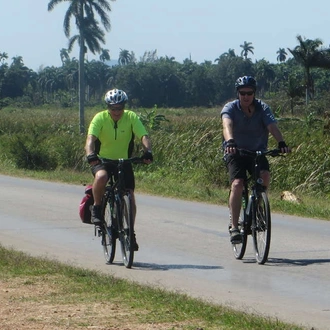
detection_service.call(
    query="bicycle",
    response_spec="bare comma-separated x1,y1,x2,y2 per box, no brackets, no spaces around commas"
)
229,148,283,264
94,156,144,268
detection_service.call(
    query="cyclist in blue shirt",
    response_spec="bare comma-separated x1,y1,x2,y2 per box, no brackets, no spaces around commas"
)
221,76,290,244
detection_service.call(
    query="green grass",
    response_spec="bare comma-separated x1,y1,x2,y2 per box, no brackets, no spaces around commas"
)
0,105,329,221
0,106,326,329
0,245,304,330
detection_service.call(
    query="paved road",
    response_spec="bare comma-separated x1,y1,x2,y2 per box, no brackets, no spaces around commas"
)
0,175,329,329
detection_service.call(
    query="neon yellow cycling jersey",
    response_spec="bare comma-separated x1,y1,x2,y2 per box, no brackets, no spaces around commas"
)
88,110,148,159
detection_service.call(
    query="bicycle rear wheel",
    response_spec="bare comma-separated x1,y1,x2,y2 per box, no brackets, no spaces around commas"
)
252,191,271,264
232,192,248,259
118,193,134,268
101,199,116,264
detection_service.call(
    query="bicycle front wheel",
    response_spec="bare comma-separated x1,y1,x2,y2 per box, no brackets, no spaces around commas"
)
118,193,134,268
252,191,271,264
232,192,248,259
102,200,116,264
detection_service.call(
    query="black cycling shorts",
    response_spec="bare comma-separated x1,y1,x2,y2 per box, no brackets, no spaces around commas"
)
91,162,135,190
224,153,270,183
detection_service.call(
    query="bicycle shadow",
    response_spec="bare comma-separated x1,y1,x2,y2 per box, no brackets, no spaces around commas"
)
131,262,223,271
265,258,330,266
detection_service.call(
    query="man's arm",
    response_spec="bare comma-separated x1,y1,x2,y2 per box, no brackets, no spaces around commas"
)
85,134,100,165
141,135,152,152
267,123,290,153
267,122,284,142
222,117,237,153
222,117,234,141
85,134,98,155
141,135,153,163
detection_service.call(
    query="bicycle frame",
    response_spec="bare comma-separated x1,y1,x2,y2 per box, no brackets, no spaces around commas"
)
97,157,143,268
231,149,281,264
245,151,266,220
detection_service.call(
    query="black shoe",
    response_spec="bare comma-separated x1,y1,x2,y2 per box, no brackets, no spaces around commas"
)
230,228,242,244
91,205,103,226
132,233,139,251
110,225,118,239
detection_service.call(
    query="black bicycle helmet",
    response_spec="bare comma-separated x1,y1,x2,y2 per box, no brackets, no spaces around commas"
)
235,76,257,91
104,89,128,105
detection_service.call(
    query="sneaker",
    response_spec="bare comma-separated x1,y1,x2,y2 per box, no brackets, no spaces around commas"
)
91,205,103,226
132,233,139,251
230,228,242,244
110,225,118,240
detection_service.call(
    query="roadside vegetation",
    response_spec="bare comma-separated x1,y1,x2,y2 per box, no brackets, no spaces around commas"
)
0,103,328,330
1,3,328,329
0,104,329,220
0,245,305,330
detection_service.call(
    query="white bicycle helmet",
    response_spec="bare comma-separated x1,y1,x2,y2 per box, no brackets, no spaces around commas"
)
104,89,128,105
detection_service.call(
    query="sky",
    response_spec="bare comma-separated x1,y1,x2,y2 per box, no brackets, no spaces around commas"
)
2,0,330,71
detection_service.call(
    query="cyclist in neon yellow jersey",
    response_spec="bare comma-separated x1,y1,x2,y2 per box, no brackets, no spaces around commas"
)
85,89,153,251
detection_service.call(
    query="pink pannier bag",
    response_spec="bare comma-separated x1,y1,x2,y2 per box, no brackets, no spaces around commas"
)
79,185,94,224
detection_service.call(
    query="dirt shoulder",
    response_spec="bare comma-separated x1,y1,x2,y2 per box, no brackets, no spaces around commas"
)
0,278,177,330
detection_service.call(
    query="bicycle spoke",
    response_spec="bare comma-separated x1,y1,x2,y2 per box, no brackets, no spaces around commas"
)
231,191,248,259
102,200,116,264
252,192,271,264
119,194,134,268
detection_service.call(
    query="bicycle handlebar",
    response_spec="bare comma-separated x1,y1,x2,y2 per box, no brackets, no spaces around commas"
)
100,156,145,166
237,148,283,158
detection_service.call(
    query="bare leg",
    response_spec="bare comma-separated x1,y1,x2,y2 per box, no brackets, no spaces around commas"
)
129,189,136,223
129,189,138,250
229,178,244,229
92,169,108,205
260,170,270,190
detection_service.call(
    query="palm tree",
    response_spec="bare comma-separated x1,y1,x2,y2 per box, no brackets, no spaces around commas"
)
48,0,114,134
118,48,132,65
62,58,79,102
0,52,8,64
1,56,32,98
254,59,275,97
0,52,9,98
68,17,106,54
99,48,110,62
288,35,330,104
140,49,158,63
159,55,176,63
276,48,287,63
214,49,236,63
240,41,254,60
285,74,305,115
60,48,70,65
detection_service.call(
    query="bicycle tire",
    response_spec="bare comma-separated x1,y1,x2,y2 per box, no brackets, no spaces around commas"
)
252,191,271,264
101,199,116,264
232,191,248,259
118,193,134,268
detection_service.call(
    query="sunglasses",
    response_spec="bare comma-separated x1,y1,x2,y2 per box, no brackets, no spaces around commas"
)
238,91,254,96
109,105,124,111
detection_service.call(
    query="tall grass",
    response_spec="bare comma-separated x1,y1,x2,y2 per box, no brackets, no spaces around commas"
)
0,105,329,219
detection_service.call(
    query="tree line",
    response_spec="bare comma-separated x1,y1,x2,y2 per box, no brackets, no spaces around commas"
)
1,36,330,110
1,0,330,136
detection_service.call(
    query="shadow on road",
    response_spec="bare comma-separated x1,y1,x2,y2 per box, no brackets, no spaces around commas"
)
132,262,223,271
266,258,330,266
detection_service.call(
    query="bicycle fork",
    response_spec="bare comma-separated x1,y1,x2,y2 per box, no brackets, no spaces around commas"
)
245,190,255,233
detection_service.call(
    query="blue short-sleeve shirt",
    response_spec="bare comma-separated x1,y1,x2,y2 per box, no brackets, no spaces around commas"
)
220,99,276,151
